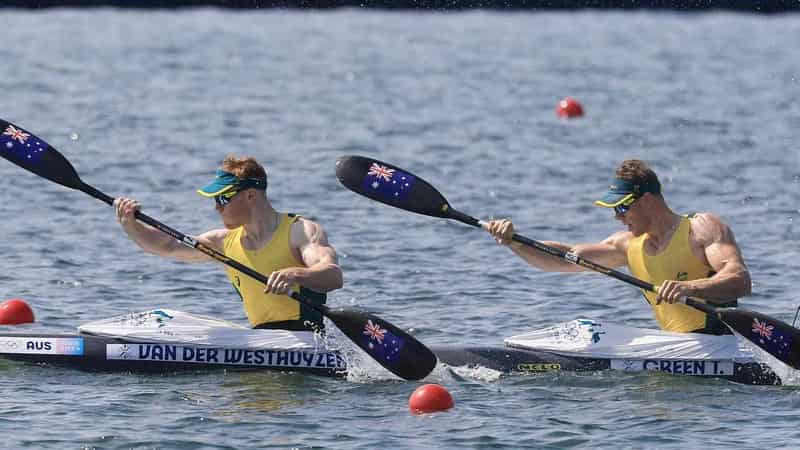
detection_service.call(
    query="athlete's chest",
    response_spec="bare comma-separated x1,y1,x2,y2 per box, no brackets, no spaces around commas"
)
642,223,706,263
240,232,276,252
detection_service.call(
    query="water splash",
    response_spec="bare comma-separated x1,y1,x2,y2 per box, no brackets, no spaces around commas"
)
442,363,503,383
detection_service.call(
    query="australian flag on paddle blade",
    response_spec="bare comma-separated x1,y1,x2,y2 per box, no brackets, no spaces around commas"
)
1,123,46,164
362,319,405,364
751,317,792,360
363,162,415,203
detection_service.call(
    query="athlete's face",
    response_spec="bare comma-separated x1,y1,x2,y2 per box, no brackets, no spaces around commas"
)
615,195,648,236
214,189,242,207
216,188,252,229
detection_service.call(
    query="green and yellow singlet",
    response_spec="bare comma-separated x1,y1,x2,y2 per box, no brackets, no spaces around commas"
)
627,214,734,334
223,213,325,331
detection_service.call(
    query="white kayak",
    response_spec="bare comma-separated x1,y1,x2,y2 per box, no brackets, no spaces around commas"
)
0,309,346,377
503,318,755,375
0,311,781,384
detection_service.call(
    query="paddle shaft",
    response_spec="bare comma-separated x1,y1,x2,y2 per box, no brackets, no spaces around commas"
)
77,181,318,311
447,208,714,314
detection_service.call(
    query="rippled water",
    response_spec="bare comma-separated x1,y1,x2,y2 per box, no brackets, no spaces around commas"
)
1,8,799,449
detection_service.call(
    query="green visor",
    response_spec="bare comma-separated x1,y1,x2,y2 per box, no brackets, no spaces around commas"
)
197,169,266,197
594,178,660,208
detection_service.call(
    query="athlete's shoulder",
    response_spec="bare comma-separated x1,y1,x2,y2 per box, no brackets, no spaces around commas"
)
289,216,329,245
197,228,232,250
688,212,735,246
687,211,721,222
591,230,634,259
687,212,728,230
605,229,635,247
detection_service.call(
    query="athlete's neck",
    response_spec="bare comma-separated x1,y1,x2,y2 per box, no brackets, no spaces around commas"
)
645,207,682,251
241,202,280,247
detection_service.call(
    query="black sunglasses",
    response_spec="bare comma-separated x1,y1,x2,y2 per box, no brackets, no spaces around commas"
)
214,189,241,207
613,195,639,215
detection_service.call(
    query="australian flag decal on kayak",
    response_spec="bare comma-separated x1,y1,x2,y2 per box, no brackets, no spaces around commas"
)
1,123,46,164
363,319,404,363
363,162,415,202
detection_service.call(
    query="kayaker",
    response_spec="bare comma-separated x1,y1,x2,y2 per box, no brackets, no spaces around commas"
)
486,159,749,335
114,155,343,332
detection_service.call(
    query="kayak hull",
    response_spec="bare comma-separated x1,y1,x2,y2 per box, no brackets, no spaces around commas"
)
430,345,781,385
0,333,781,385
0,333,347,377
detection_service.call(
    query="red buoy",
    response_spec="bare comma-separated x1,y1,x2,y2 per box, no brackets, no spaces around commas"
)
556,97,584,118
0,299,35,325
408,384,454,414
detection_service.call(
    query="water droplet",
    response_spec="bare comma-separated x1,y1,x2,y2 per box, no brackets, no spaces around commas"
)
70,133,79,141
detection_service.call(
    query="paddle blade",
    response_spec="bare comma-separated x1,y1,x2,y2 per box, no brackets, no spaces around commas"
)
0,119,84,190
335,155,452,219
324,305,437,380
715,307,800,369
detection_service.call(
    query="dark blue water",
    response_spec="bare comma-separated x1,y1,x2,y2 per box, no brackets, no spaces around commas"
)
1,9,799,449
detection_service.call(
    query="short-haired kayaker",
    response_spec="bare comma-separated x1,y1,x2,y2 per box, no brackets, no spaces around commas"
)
486,159,750,335
114,155,343,332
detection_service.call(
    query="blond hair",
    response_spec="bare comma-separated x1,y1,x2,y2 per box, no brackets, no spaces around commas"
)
221,155,267,188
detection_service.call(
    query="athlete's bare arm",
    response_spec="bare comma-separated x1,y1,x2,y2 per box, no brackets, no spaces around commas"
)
486,219,630,272
114,197,227,262
657,213,751,304
263,218,343,294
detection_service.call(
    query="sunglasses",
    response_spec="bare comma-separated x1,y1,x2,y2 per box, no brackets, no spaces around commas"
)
613,195,639,215
214,189,241,207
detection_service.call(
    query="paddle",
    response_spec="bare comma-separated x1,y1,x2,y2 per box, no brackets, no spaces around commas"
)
335,155,800,369
0,120,436,381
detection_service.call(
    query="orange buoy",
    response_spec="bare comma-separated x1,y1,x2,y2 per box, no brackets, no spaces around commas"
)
408,384,454,414
0,299,35,325
556,97,584,118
